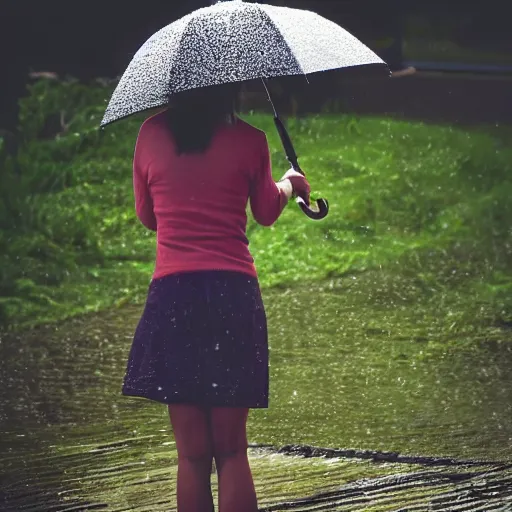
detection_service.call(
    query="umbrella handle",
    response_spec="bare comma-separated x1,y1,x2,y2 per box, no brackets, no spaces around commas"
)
295,195,330,220
273,116,329,220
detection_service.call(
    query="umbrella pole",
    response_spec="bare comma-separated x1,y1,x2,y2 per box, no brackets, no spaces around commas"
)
261,79,302,175
261,78,329,221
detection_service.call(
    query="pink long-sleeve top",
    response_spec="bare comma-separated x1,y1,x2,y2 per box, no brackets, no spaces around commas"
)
133,111,288,280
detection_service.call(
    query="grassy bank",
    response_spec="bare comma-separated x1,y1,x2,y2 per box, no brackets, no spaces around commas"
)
1,79,511,331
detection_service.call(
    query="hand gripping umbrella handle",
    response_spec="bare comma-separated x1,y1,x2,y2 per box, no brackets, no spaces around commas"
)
273,116,329,220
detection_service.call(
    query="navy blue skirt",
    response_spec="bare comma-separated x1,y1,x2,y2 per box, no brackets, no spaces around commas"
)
122,270,269,408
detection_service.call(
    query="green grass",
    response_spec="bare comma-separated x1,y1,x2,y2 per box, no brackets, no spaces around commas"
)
1,79,511,330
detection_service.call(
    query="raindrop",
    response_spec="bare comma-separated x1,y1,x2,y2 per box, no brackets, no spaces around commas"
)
212,382,218,388
157,386,163,391
215,343,220,351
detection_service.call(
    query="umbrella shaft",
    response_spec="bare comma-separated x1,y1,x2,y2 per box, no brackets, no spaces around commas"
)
261,79,303,176
273,116,302,174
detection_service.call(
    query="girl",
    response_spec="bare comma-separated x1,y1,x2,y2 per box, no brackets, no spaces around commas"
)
122,82,310,512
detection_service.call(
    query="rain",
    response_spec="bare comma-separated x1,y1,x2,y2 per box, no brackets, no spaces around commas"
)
1,0,512,511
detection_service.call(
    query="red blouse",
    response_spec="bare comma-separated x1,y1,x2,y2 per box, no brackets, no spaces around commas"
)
133,111,288,280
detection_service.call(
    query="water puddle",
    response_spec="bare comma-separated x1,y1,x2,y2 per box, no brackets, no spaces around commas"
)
1,275,511,509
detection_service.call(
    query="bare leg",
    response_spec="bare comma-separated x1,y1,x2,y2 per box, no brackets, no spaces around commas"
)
210,407,258,512
169,404,215,512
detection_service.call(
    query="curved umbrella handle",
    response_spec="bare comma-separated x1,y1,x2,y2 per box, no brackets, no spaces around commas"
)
295,195,329,220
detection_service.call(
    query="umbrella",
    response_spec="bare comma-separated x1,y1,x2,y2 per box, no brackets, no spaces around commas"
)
101,0,389,219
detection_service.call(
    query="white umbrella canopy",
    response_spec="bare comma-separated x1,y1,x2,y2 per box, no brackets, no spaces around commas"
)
101,0,388,126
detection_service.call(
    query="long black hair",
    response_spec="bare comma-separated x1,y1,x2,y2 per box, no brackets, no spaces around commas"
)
166,82,242,155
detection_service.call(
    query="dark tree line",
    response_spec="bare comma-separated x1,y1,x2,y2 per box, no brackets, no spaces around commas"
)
1,0,509,132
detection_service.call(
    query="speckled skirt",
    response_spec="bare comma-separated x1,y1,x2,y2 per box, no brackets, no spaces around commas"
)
122,270,269,408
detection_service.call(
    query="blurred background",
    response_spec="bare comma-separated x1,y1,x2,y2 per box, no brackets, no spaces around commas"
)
1,1,511,511
2,0,511,131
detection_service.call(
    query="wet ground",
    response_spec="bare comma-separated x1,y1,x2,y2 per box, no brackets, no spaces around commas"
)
1,273,511,510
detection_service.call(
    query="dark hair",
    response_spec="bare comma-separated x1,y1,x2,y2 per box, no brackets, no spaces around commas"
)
166,83,242,155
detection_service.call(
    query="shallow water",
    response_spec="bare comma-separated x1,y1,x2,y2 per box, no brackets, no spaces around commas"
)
1,275,511,510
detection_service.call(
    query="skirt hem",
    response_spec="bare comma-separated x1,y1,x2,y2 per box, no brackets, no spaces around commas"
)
122,387,269,409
